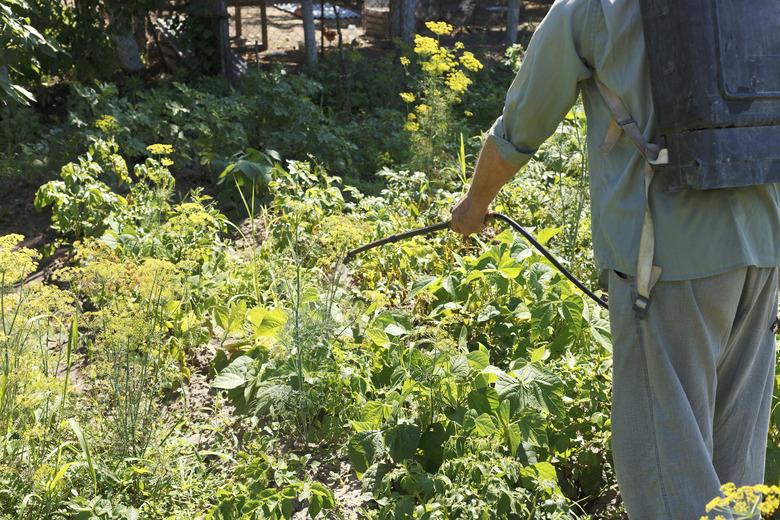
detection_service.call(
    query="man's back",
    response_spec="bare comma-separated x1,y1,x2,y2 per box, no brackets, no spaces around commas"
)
488,0,780,282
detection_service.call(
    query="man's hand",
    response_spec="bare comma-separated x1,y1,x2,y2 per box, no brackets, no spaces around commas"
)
450,138,520,237
451,194,489,237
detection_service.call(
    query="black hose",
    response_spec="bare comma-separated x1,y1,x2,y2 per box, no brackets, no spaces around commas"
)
343,212,609,310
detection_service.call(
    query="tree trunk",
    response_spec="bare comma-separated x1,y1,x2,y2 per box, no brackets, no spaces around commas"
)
216,0,232,78
390,0,401,38
400,0,416,44
506,0,519,46
301,0,317,65
107,10,144,74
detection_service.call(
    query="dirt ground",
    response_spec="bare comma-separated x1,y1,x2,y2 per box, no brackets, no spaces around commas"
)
228,1,552,64
228,5,364,64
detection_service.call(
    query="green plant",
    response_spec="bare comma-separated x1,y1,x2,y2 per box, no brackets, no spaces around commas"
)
0,0,60,106
398,22,484,175
35,138,129,239
209,449,335,519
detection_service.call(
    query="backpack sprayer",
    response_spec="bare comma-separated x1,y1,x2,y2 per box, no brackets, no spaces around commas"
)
343,212,609,310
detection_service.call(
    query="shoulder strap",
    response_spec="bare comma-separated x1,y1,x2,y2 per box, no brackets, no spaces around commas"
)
592,77,667,317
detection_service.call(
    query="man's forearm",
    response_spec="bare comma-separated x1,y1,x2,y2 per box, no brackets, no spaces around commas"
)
466,138,520,211
450,138,521,236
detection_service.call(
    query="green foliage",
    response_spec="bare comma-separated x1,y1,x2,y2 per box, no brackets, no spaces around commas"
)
0,0,61,105
3,21,777,520
34,138,129,238
209,450,335,519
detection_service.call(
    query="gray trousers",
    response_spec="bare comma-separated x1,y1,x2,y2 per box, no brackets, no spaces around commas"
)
607,267,778,520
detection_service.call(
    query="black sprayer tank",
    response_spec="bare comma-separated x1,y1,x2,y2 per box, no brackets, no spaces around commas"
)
638,0,780,191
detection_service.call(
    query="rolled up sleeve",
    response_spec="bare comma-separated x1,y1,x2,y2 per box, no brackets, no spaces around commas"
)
488,0,592,169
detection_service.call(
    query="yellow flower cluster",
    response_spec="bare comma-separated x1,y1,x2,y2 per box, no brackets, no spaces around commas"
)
95,114,120,134
460,51,483,72
0,234,39,285
425,21,453,36
146,143,175,155
414,35,440,57
700,483,780,519
399,21,483,132
422,52,455,74
446,70,472,94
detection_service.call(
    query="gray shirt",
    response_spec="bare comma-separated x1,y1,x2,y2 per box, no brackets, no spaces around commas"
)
488,0,780,281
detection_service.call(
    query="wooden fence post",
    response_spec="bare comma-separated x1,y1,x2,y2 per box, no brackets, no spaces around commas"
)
301,0,318,64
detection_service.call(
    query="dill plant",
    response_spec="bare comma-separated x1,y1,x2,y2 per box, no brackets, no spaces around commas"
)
0,235,80,516
399,21,484,175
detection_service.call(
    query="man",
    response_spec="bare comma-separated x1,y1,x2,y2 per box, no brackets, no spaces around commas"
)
450,0,779,518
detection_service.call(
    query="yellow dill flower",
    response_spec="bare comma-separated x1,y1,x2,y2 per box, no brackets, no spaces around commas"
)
446,70,472,94
0,234,39,285
414,35,439,56
426,21,453,36
407,112,417,121
704,483,780,518
399,92,416,103
95,114,119,134
404,121,420,132
146,143,175,155
161,158,174,167
416,104,431,114
400,56,411,66
455,41,464,50
705,496,726,512
460,51,483,72
464,110,474,117
434,55,453,73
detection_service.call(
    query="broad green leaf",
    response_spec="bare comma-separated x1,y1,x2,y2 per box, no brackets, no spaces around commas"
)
473,413,497,436
496,255,523,279
348,430,383,475
308,482,335,517
523,461,558,486
467,387,499,414
253,382,293,414
366,326,390,347
449,354,470,379
409,275,439,299
496,363,564,416
227,301,247,335
211,355,253,389
247,307,287,338
476,304,501,323
530,346,550,363
535,227,562,246
517,413,548,446
466,350,490,370
383,423,421,463
361,400,392,428
417,422,451,472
